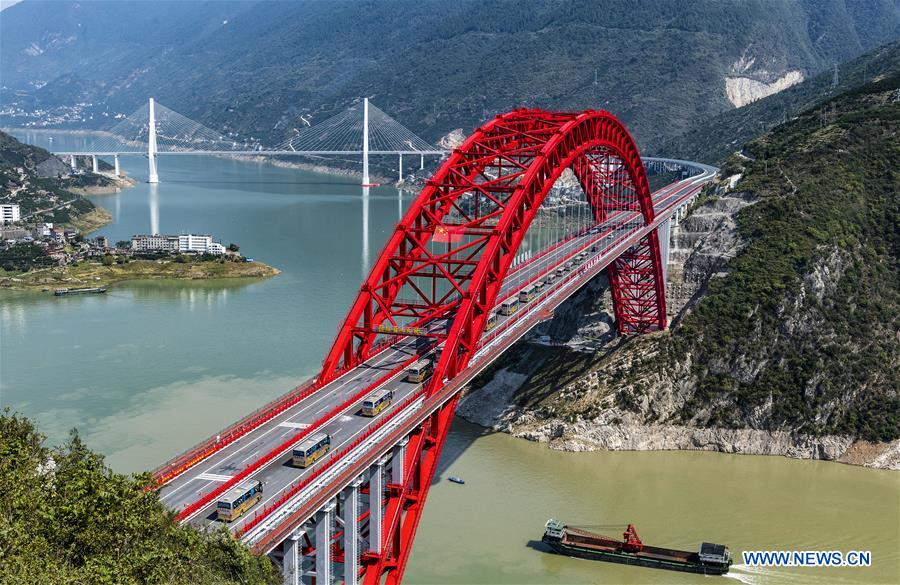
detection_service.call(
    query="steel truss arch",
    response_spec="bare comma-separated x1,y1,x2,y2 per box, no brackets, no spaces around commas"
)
322,108,665,384
311,109,668,585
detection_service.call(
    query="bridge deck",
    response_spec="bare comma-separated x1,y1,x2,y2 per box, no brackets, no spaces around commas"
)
157,167,715,537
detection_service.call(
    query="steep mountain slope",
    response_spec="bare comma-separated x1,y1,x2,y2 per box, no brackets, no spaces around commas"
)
656,40,900,163
2,0,898,151
461,66,900,463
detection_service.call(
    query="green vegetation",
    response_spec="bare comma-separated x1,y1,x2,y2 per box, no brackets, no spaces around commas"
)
666,72,900,440
0,131,111,231
0,409,277,585
0,242,55,272
498,66,899,444
1,256,281,290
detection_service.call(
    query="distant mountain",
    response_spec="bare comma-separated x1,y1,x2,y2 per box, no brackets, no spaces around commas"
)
655,41,900,163
1,0,899,152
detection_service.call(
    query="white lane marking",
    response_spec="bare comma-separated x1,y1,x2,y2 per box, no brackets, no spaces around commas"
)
197,473,233,482
162,346,408,502
278,422,311,429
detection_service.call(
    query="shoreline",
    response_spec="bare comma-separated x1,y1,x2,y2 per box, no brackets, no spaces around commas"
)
0,258,281,291
456,386,900,471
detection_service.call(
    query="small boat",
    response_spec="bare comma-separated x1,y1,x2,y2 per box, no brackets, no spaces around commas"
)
54,287,107,296
448,476,465,485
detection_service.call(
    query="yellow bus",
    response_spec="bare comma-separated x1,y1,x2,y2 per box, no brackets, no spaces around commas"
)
216,479,263,522
500,297,519,316
484,312,498,331
519,286,536,303
292,432,332,468
362,388,395,416
406,359,434,383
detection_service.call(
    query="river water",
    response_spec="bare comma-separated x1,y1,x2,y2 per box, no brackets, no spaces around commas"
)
1,131,897,585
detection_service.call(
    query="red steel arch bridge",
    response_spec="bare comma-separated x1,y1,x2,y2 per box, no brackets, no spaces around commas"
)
151,108,716,585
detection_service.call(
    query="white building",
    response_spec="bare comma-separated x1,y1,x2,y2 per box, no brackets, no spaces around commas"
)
0,204,21,224
178,234,225,255
131,233,226,255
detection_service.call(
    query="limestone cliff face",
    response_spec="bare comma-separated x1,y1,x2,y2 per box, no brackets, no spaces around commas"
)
726,71,804,107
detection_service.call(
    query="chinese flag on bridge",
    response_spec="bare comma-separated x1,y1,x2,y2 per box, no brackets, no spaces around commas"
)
432,223,465,243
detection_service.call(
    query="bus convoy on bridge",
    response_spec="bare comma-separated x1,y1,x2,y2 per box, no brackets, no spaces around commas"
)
212,245,604,522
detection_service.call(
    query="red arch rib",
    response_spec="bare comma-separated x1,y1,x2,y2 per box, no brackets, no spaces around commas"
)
321,108,663,388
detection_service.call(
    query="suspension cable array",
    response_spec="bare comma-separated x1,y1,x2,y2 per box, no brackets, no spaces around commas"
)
272,101,436,153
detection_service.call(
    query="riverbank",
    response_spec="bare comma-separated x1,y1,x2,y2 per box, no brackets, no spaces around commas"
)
456,376,900,470
69,173,138,196
0,257,280,290
65,206,113,234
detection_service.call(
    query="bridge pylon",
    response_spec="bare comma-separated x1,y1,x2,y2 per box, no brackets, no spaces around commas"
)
148,97,159,184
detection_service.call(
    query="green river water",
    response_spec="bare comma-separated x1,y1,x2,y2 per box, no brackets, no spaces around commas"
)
1,131,897,585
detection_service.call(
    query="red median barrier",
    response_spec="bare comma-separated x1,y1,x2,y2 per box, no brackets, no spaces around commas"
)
150,336,400,489
174,351,420,522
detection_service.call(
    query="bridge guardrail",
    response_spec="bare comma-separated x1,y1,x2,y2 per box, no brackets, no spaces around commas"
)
236,390,424,538
151,335,400,488
174,349,420,522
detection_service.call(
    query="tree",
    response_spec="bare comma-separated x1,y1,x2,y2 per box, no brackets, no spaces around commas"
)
115,240,131,249
227,243,240,252
101,255,114,266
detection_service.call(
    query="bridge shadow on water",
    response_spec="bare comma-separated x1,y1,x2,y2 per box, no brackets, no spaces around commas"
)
430,415,497,485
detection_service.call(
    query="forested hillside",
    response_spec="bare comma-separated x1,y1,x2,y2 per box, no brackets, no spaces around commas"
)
487,66,899,448
0,410,277,584
2,0,898,151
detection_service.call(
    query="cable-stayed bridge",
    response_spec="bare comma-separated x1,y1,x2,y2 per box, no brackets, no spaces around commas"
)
130,105,719,585
52,97,445,184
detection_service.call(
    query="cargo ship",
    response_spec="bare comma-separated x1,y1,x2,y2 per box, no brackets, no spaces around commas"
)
54,287,107,296
541,519,731,576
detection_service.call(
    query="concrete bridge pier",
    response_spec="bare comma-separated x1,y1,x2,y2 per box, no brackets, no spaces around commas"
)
391,438,408,484
314,502,336,585
341,478,364,585
282,528,305,585
69,155,77,172
658,219,671,283
91,155,99,173
419,154,424,170
398,154,404,184
114,155,121,177
368,457,388,556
